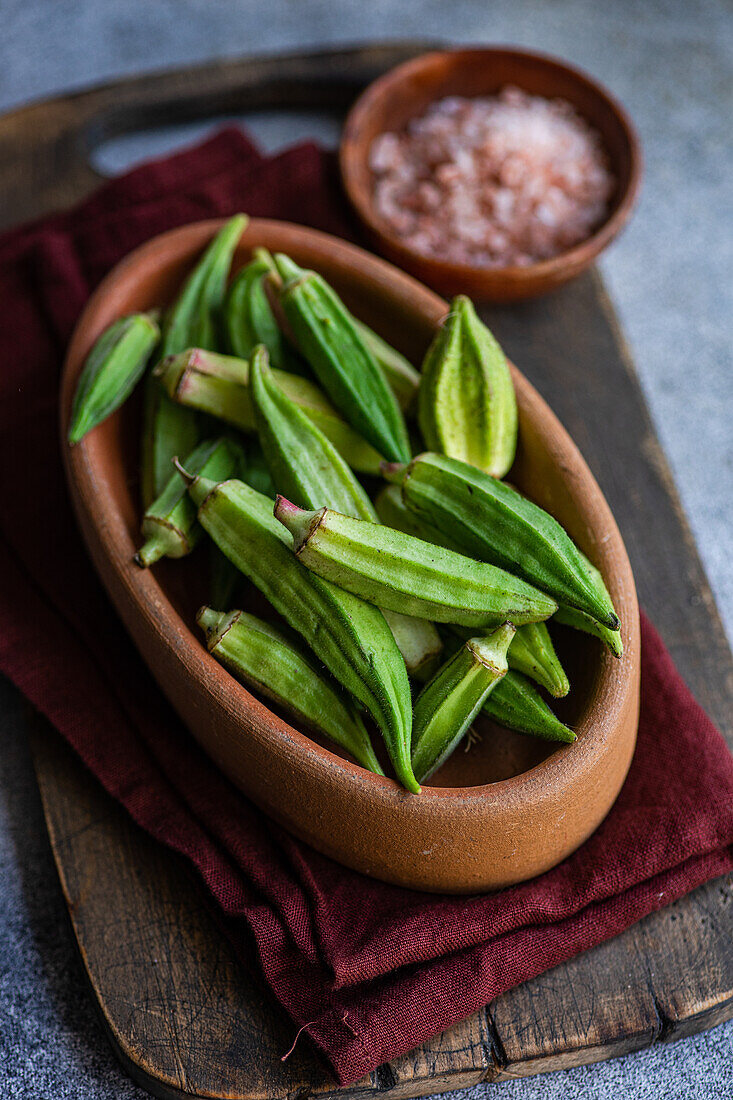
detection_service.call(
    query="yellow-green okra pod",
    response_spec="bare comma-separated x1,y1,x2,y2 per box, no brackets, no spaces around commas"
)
386,452,620,630
411,624,514,782
181,472,418,793
274,253,411,463
274,499,557,627
197,607,384,775
135,436,243,567
418,296,517,478
155,348,384,475
68,313,159,445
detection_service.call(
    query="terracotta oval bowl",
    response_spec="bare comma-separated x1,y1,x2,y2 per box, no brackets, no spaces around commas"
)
61,218,640,894
340,47,642,302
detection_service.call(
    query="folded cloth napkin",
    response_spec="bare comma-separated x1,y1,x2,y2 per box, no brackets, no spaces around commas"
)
0,129,731,1086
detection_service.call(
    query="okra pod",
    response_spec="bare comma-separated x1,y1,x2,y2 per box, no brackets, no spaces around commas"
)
68,313,159,444
485,670,576,743
381,609,443,680
374,484,461,549
274,499,558,627
140,373,202,507
155,349,384,475
249,345,376,521
249,347,442,678
197,607,384,775
450,621,569,697
225,251,304,373
182,473,418,793
274,253,411,463
411,624,514,782
352,319,421,412
553,552,623,657
386,452,620,630
135,436,243,567
418,296,517,478
160,214,248,357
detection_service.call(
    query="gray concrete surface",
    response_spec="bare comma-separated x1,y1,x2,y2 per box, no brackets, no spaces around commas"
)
0,1,731,1097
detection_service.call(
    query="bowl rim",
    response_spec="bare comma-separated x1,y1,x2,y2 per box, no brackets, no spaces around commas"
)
340,45,643,282
61,216,639,809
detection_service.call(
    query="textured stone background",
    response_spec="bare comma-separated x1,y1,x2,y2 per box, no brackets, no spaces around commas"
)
0,1,731,1097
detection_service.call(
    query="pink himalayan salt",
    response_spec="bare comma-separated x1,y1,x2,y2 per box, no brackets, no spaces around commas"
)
369,87,614,268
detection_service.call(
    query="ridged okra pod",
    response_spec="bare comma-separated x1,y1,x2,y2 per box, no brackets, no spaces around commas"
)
418,296,517,478
135,436,243,567
225,250,303,372
160,214,248,357
68,313,159,444
249,345,376,521
274,499,558,627
155,349,384,475
374,484,461,549
485,670,576,743
352,320,420,412
274,253,411,463
140,373,202,507
411,624,514,782
249,348,443,684
386,452,619,630
451,621,570,697
554,553,623,657
182,473,418,793
197,607,384,775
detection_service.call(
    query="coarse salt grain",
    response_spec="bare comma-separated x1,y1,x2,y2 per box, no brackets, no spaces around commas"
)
369,87,614,268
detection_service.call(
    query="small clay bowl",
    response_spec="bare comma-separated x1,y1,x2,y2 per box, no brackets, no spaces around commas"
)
61,219,640,894
340,47,642,302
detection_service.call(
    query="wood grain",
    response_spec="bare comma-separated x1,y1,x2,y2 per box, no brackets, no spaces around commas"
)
7,42,730,1100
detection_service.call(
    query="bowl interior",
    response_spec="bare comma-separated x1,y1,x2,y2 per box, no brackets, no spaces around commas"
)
64,219,635,794
342,47,639,269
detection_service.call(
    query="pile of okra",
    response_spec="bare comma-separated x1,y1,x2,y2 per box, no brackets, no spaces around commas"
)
69,214,622,793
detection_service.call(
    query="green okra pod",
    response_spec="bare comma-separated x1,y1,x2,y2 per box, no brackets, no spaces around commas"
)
418,296,517,478
181,472,418,793
553,553,623,657
225,251,305,373
450,621,570,698
197,607,384,775
385,452,620,630
249,345,376,521
249,347,442,680
274,499,558,627
135,436,243,567
485,670,576,743
160,214,248,357
140,373,202,507
274,253,411,463
411,624,515,782
68,313,159,445
155,349,384,475
352,319,421,412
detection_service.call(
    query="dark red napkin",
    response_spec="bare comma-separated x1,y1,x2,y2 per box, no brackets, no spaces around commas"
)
0,129,731,1086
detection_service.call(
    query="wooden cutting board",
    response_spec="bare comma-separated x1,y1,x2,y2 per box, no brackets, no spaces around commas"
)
5,42,731,1099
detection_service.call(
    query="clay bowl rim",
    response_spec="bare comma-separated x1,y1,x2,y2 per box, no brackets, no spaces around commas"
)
61,217,638,809
340,46,643,293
